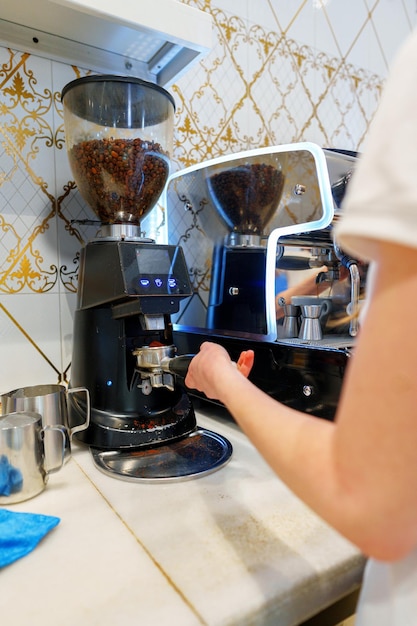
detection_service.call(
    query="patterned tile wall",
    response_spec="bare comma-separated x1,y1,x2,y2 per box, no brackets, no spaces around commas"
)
0,0,416,393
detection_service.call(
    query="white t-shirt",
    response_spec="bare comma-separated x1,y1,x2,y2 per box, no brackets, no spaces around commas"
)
354,549,417,626
336,28,417,262
335,27,417,626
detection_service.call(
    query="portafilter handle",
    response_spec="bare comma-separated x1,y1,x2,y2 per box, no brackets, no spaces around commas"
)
160,355,195,380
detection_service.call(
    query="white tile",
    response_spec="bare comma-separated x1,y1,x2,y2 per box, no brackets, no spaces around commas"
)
312,0,371,59
59,290,77,375
248,0,300,34
1,49,56,191
212,0,249,20
0,293,64,393
367,0,416,74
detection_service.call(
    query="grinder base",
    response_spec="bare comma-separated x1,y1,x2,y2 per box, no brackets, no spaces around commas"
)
90,427,232,482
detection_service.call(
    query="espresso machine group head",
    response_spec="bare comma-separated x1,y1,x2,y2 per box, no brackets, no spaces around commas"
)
62,75,232,481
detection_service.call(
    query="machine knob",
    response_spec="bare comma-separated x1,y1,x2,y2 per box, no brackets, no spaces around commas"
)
293,183,306,196
229,287,239,296
302,385,314,397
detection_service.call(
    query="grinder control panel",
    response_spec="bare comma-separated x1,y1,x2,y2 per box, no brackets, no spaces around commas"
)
122,244,191,296
78,241,192,310
133,246,188,295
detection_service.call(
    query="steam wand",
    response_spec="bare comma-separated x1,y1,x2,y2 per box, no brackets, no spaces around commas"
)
333,244,360,337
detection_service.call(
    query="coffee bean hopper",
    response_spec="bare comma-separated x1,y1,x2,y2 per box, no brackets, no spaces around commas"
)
62,75,232,482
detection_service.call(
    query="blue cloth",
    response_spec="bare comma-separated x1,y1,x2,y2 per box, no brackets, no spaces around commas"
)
0,509,60,568
0,455,23,496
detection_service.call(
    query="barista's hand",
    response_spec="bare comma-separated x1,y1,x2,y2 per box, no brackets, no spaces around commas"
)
185,342,254,400
236,349,255,377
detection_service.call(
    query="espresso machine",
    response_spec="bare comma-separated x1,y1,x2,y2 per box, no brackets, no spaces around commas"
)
62,75,232,481
166,144,364,420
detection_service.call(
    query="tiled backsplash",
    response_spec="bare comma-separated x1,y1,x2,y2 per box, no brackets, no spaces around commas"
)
0,0,416,392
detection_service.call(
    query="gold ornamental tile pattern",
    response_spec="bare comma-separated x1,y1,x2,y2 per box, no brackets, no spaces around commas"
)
0,52,86,298
172,0,390,168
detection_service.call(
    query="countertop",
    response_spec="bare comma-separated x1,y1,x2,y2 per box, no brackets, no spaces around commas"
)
0,407,365,626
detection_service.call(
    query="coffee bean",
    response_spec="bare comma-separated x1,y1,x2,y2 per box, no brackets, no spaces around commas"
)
208,163,285,234
69,137,169,224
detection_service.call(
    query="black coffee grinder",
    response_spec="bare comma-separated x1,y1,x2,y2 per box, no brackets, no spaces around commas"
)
62,75,232,481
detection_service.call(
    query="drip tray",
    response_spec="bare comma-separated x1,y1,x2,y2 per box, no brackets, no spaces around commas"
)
90,427,233,483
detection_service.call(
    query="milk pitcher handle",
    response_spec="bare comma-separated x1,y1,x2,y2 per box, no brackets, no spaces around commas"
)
67,387,91,436
43,424,67,474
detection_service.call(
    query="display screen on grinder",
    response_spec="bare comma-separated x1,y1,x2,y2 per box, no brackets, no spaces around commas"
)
136,248,171,273
132,245,191,296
